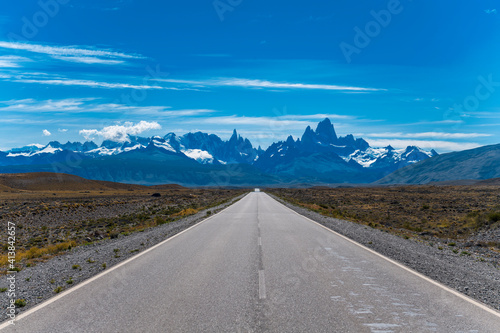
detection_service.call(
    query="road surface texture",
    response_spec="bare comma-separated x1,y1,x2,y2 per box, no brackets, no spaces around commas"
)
2,192,499,332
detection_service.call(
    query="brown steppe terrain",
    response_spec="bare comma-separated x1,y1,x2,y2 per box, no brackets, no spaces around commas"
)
0,173,244,272
268,185,500,248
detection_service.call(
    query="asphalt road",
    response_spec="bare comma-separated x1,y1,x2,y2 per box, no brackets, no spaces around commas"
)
2,192,500,332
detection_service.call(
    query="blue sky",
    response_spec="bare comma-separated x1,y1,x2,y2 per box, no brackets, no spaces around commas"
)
0,0,499,152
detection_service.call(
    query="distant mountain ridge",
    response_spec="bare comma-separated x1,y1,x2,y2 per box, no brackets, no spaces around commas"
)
0,119,438,186
376,143,500,185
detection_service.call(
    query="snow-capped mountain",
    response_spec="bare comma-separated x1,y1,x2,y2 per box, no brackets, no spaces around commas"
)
253,118,438,183
1,130,259,165
0,118,438,185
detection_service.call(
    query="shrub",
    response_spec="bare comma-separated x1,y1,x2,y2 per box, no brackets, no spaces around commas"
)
54,286,64,293
488,211,500,223
14,299,26,307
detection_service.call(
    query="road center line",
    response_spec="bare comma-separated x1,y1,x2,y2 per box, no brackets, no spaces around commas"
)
259,270,267,299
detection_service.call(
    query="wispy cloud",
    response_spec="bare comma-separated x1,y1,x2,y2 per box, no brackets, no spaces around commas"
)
366,132,491,139
462,111,500,119
0,41,143,65
12,78,170,90
51,56,125,65
365,139,480,152
79,121,161,142
157,77,385,92
407,120,464,125
0,98,216,120
0,55,30,68
0,98,97,112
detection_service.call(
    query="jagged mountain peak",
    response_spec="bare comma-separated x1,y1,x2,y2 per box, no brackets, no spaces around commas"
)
315,118,337,144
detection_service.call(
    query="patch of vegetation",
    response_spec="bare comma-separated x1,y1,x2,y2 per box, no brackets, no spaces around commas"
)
54,286,64,293
269,187,500,241
14,299,26,307
72,264,80,270
0,287,7,292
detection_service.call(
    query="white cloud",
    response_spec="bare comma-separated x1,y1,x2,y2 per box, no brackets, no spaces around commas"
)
0,55,30,68
79,121,162,142
0,99,215,118
58,128,68,132
42,129,51,136
0,41,143,65
51,56,125,65
366,132,491,139
0,98,96,112
13,78,169,90
157,77,385,92
365,139,480,152
407,120,464,125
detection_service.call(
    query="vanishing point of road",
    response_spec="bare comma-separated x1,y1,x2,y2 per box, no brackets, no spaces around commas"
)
2,192,500,332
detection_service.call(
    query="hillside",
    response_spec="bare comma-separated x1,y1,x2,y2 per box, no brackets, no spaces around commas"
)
0,173,151,192
377,144,500,185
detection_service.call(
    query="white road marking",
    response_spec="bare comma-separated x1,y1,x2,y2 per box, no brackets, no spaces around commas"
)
267,193,500,319
258,237,262,246
0,195,248,330
259,270,267,299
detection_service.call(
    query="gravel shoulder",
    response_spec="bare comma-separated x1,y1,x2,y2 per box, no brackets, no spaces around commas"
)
269,194,500,312
0,193,247,322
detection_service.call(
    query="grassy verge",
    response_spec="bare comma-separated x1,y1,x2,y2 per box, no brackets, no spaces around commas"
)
268,186,500,247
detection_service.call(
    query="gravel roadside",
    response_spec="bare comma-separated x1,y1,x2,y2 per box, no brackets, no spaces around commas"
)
0,193,247,322
269,194,500,312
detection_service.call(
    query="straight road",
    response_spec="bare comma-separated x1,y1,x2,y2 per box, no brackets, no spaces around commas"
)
2,192,500,332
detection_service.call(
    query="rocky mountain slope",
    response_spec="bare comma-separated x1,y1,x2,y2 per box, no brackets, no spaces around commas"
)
377,143,500,184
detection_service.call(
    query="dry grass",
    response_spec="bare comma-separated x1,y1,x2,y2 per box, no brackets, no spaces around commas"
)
269,185,500,242
0,182,243,273
0,241,76,268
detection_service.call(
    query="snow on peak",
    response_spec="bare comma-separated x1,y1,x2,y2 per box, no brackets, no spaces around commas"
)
182,149,215,164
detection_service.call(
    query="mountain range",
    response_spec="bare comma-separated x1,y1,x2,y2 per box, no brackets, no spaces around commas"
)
376,143,500,185
0,118,445,186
